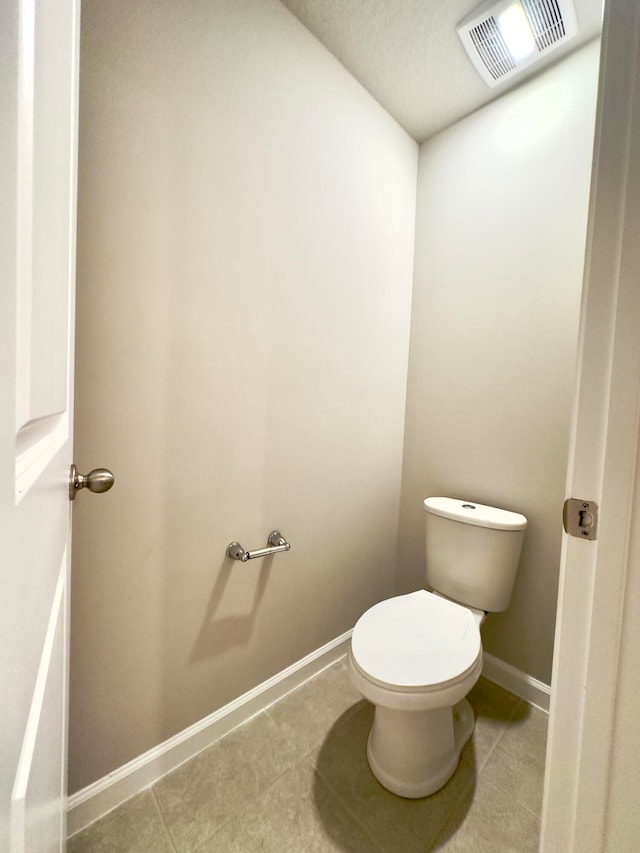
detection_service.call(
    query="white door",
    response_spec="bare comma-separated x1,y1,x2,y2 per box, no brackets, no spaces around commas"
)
1,1,80,851
540,0,640,850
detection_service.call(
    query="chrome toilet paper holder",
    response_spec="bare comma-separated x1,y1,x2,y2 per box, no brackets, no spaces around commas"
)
226,530,290,562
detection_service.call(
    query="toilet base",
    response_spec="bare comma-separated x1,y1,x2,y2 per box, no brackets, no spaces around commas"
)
366,698,475,798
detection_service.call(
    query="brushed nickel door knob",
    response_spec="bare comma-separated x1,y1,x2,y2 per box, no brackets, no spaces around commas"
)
69,464,115,501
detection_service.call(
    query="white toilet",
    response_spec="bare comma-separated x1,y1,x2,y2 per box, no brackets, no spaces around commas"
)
348,497,527,798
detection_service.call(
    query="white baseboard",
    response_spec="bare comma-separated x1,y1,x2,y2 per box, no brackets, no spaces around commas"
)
67,630,353,838
67,634,549,838
482,652,551,713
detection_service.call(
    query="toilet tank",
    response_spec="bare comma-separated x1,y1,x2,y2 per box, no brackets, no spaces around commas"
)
423,498,527,613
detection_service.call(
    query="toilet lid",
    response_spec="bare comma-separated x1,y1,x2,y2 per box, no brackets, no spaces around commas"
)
351,590,481,689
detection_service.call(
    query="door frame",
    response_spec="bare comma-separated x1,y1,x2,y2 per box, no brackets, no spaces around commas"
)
540,0,640,849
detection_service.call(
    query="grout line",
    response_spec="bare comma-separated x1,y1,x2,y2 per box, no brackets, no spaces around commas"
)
518,797,544,820
474,730,502,775
471,696,547,824
260,653,349,716
152,662,351,853
262,703,320,759
490,695,531,753
77,663,546,852
304,755,387,853
427,777,476,853
68,637,353,838
150,787,178,853
480,775,545,831
219,718,312,846
473,691,527,775
489,775,544,821
152,740,310,852
429,755,478,852
264,657,358,756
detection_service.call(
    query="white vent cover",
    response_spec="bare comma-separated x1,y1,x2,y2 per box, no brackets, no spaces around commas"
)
458,0,578,87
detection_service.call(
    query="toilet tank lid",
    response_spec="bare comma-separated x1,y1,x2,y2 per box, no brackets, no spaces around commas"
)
423,497,527,531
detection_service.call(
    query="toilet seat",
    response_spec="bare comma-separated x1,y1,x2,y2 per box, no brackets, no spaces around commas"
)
351,590,481,691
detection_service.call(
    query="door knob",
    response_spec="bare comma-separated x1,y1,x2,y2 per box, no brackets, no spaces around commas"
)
69,464,115,501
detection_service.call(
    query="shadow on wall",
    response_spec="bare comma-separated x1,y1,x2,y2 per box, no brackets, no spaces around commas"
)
190,556,273,661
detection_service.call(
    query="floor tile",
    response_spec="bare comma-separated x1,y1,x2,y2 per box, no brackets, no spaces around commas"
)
67,790,175,853
462,677,523,771
311,701,476,853
267,659,363,755
153,710,299,852
69,666,546,853
197,758,383,853
481,701,548,815
433,779,540,852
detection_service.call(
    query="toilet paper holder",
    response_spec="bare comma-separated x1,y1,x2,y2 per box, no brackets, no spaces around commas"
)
226,530,290,562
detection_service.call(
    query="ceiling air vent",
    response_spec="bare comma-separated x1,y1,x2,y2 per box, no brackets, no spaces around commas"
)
457,0,578,88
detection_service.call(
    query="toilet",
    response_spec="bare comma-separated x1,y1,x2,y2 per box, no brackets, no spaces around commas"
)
348,497,527,798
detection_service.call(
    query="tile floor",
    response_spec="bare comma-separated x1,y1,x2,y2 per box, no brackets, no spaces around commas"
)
68,659,547,852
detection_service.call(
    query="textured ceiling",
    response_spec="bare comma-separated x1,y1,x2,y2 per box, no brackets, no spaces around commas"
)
279,0,603,141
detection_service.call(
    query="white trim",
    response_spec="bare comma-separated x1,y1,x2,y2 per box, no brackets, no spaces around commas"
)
66,630,352,838
482,652,550,713
541,2,640,849
66,630,550,838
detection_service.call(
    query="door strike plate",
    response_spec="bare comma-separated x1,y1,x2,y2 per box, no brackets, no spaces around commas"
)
563,498,599,540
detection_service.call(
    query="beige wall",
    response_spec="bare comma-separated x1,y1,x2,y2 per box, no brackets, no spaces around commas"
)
70,0,417,792
398,43,600,684
72,0,601,793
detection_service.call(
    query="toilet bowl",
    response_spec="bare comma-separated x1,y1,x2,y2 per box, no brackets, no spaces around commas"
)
349,497,526,798
349,589,483,798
